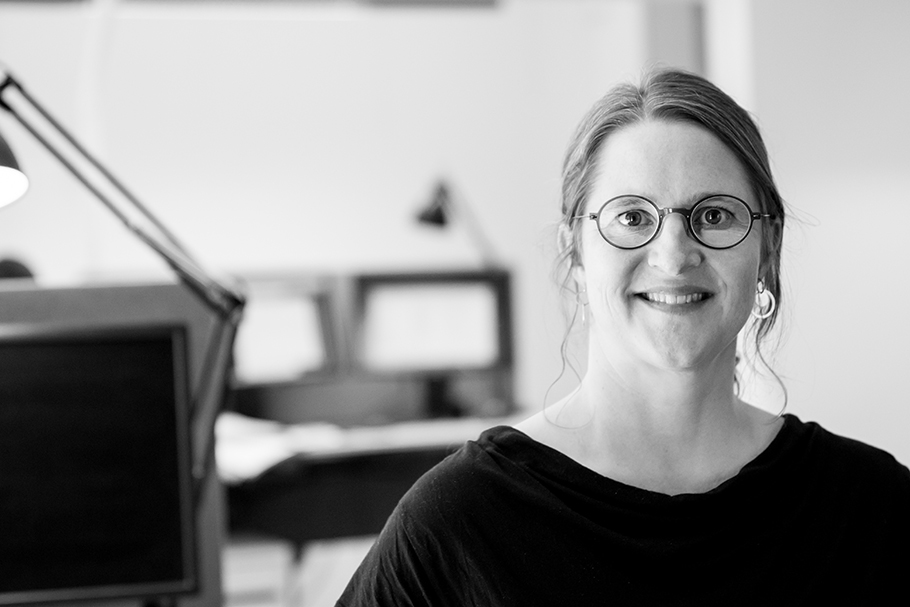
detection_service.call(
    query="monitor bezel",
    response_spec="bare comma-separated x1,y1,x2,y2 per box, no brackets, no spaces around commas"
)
0,322,198,606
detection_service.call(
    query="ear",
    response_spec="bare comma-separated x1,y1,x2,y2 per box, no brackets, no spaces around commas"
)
557,223,587,289
758,217,783,283
571,263,587,291
757,244,776,288
755,253,768,285
557,222,573,252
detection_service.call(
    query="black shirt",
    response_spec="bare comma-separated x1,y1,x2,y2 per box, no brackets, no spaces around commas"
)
338,414,910,606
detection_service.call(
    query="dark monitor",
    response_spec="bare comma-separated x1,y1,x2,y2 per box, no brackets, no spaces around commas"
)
353,270,513,417
0,323,197,605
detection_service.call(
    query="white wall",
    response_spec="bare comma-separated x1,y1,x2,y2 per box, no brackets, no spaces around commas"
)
708,0,910,464
0,0,649,412
2,0,907,463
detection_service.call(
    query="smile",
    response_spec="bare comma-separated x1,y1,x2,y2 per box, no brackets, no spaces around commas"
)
639,292,710,305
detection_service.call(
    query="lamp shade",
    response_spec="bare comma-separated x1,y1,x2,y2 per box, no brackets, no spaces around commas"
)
0,130,29,208
416,181,451,227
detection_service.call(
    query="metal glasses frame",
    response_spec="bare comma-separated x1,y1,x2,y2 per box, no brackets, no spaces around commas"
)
573,194,773,250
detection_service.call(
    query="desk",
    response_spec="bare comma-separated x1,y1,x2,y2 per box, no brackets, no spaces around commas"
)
217,413,519,552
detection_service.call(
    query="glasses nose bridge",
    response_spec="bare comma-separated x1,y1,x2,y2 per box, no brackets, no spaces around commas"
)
657,206,692,220
654,206,694,241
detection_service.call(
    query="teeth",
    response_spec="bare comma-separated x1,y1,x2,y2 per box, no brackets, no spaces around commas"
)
643,292,706,305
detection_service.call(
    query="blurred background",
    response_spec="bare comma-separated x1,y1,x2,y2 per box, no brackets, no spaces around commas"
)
1,0,908,605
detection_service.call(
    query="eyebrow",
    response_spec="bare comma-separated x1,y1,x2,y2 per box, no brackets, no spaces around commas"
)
611,192,743,206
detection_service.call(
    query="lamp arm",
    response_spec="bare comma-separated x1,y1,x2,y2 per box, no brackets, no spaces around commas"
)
0,68,244,502
1,74,196,258
458,200,502,269
446,182,503,269
190,309,239,499
0,71,244,320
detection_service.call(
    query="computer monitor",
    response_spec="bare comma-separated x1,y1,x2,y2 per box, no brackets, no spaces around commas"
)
232,279,335,385
0,323,197,605
353,270,513,417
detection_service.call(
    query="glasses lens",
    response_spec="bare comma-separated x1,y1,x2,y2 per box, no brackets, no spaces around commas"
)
598,196,660,248
690,196,753,248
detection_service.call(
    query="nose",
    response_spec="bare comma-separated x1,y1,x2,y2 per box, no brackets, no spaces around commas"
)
646,212,703,275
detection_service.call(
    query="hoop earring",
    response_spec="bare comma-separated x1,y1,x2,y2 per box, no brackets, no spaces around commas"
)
751,279,776,320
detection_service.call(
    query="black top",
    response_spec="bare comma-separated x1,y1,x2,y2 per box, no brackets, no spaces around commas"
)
337,414,910,606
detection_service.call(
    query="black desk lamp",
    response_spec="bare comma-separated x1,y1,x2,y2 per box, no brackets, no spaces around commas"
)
416,178,503,269
415,179,506,417
0,67,245,502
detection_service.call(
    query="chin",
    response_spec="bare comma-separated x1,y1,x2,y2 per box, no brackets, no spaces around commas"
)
637,334,736,373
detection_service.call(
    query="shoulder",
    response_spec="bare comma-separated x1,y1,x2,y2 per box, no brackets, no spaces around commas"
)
337,426,542,607
512,408,586,466
791,415,905,467
775,416,910,590
785,414,910,499
397,425,536,523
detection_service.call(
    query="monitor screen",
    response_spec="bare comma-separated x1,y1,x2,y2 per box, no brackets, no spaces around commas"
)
232,280,334,385
355,270,512,374
0,324,197,605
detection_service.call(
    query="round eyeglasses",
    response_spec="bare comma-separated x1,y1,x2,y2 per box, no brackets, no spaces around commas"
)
574,194,773,250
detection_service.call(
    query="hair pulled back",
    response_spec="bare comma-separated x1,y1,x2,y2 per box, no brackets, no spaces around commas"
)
558,67,785,343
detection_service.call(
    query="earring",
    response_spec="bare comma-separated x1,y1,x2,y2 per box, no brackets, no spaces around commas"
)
751,279,776,320
575,286,589,325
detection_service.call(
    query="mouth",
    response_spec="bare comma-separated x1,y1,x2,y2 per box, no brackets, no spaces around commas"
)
635,291,712,306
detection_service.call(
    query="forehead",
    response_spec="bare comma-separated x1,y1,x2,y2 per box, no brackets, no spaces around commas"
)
588,119,752,208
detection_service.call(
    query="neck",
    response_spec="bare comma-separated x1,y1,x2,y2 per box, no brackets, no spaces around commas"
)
576,338,741,432
545,341,777,494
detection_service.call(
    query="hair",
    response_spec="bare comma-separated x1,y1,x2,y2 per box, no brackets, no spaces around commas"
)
556,67,786,397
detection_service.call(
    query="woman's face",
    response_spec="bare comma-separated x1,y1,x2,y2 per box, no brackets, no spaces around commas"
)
573,119,763,373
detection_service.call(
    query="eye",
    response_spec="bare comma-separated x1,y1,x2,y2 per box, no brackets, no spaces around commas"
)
619,210,647,227
693,203,745,231
702,208,727,226
598,196,659,245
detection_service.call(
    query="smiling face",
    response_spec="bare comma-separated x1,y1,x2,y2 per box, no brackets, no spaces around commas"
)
573,119,763,374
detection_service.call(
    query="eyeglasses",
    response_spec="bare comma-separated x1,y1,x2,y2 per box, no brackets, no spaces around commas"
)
574,194,773,250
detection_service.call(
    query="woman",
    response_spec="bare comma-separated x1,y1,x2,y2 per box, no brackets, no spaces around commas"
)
337,69,910,606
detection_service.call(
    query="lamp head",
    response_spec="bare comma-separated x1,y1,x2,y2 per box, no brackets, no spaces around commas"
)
0,130,28,208
416,181,452,227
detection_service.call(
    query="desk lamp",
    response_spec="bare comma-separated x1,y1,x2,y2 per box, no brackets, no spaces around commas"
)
0,67,245,502
414,180,508,417
416,179,503,269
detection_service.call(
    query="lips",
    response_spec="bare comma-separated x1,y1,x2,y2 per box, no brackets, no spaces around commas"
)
634,286,714,306
640,292,709,305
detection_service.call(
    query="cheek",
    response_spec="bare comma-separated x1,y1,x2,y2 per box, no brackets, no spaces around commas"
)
578,243,637,319
725,253,761,319
731,281,756,322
